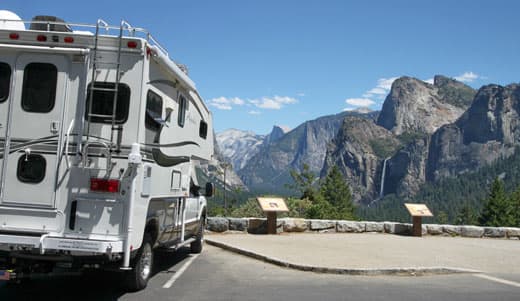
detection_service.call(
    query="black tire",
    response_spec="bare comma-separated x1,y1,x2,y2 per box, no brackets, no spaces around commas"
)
125,234,154,292
190,218,205,254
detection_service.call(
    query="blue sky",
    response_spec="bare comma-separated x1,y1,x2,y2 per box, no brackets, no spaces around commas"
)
3,1,519,134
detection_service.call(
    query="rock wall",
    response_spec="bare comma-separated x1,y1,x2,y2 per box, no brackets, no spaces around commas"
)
206,217,520,239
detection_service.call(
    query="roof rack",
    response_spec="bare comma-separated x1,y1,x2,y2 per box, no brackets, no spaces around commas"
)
0,16,170,57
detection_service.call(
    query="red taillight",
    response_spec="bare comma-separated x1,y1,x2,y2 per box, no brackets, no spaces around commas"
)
9,33,19,40
64,36,74,43
37,35,47,42
90,178,120,193
127,41,137,48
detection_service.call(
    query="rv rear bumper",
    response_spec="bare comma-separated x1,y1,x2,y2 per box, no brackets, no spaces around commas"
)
0,234,123,254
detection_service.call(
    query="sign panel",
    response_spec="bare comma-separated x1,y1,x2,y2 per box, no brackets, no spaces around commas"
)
257,197,289,212
404,203,433,217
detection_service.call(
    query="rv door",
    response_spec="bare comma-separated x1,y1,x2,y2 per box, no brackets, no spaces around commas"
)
0,53,69,208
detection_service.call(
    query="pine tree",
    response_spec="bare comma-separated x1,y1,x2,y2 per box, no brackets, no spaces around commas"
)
479,178,515,227
287,164,318,201
510,188,520,227
455,204,478,225
320,166,356,220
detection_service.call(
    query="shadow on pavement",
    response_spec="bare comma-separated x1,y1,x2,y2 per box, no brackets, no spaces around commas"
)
0,247,192,301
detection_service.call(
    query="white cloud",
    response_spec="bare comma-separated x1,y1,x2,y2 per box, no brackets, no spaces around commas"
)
297,92,306,97
454,72,479,83
209,95,298,111
249,95,298,110
345,98,375,107
208,96,245,110
362,76,398,99
424,78,434,84
248,110,261,115
343,107,356,111
366,87,387,95
377,77,399,90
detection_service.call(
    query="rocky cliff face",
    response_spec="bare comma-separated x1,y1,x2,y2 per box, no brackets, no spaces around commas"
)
377,76,473,135
322,116,399,203
322,76,478,202
384,137,430,197
427,83,520,181
434,75,476,108
238,111,378,192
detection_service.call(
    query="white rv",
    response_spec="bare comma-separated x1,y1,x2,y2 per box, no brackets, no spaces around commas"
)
0,11,214,290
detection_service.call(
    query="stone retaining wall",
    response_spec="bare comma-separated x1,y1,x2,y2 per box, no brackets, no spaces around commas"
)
206,217,520,239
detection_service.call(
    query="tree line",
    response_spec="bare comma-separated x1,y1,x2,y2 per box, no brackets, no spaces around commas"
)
211,147,520,228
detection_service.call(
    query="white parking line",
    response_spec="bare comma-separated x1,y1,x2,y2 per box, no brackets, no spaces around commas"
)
473,274,520,288
162,254,200,289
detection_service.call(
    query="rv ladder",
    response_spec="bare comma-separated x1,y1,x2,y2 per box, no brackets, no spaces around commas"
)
84,20,131,167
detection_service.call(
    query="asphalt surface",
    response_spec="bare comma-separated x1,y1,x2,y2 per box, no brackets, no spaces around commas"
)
1,244,519,301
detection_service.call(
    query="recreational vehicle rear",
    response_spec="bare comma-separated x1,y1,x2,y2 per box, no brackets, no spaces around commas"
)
0,11,214,291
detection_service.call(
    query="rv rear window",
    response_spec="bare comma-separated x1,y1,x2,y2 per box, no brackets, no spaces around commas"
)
21,63,57,113
146,90,163,132
17,154,46,184
0,63,11,103
85,82,130,124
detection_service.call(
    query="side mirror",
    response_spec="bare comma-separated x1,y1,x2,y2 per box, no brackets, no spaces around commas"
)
205,182,214,197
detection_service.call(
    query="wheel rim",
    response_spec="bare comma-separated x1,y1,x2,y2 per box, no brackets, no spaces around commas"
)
140,243,153,280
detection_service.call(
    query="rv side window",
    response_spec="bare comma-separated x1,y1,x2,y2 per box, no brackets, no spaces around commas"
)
17,154,46,184
21,63,57,112
178,95,187,128
199,120,208,139
0,62,11,103
85,82,130,124
145,90,163,132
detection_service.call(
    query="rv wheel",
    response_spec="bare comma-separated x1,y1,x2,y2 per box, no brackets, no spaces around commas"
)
190,218,205,253
125,234,154,291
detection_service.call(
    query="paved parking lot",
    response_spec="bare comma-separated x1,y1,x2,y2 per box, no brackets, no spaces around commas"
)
1,243,519,301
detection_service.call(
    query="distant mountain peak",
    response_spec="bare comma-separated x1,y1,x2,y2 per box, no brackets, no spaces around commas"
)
216,129,265,171
266,125,288,144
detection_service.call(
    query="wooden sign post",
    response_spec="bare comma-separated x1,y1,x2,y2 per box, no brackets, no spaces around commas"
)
257,197,289,234
404,203,433,237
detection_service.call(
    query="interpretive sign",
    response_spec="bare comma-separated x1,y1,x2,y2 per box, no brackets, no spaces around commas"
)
404,203,433,237
404,203,433,217
257,197,288,234
257,197,289,212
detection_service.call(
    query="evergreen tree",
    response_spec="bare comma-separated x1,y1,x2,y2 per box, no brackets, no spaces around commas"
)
287,164,319,201
320,166,356,220
510,188,520,227
479,178,515,227
455,204,478,225
437,211,449,224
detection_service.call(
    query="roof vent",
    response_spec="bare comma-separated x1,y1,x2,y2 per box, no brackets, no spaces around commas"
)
0,10,25,30
176,63,189,75
30,15,72,32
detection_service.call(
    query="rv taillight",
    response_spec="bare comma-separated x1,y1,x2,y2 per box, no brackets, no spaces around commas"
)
9,33,19,40
64,36,74,43
127,41,137,48
90,178,120,193
37,35,47,42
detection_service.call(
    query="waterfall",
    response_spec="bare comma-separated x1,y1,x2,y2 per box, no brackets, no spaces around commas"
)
379,157,389,198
